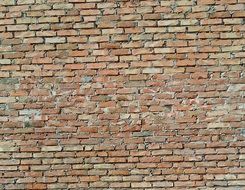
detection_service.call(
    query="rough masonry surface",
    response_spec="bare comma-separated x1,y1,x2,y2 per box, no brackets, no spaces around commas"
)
0,0,245,189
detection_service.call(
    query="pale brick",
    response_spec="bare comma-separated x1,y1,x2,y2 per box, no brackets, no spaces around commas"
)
0,97,16,103
41,146,62,152
207,123,230,129
142,68,162,74
0,59,11,65
45,37,66,43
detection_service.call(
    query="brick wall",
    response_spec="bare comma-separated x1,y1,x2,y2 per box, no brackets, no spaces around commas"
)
0,0,245,189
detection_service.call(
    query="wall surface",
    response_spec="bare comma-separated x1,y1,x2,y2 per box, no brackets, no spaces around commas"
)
0,0,245,189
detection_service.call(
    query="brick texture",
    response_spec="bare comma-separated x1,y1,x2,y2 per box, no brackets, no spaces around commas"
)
0,0,245,189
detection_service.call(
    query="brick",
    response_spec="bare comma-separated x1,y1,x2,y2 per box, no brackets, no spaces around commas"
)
45,37,66,44
109,182,130,188
0,145,19,152
1,65,20,71
0,166,18,171
101,176,122,182
57,30,77,35
205,155,227,161
227,84,245,92
164,68,185,74
0,72,9,78
154,48,175,54
90,182,108,188
220,59,241,65
23,38,43,44
131,182,151,188
153,182,173,187
158,20,179,26
41,146,62,152
169,27,186,33
80,176,99,182
121,14,141,20
0,18,14,25
176,60,196,66
35,44,55,51
94,164,115,169
207,123,230,129
89,36,109,42
7,25,27,31
175,181,195,187
1,0,15,5
0,59,11,65
0,97,16,103
17,0,35,4
142,68,162,74
87,63,106,69
38,17,59,23
32,57,52,64
152,150,172,155
58,176,78,183
53,3,73,9
47,184,67,189
102,28,123,35
123,176,143,182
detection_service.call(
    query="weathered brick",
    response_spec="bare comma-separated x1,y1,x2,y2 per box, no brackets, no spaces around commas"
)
142,68,162,74
7,25,27,31
1,0,15,5
0,72,10,78
109,182,130,188
80,176,99,182
101,176,122,182
131,182,151,188
0,97,16,103
17,0,35,4
94,164,115,169
45,37,66,44
153,182,173,187
0,59,11,65
152,150,172,155
158,20,178,26
154,48,175,54
0,166,18,171
38,17,59,23
207,123,230,129
53,3,73,9
41,146,62,152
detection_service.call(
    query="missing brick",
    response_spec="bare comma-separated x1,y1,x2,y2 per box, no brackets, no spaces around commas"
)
24,121,32,128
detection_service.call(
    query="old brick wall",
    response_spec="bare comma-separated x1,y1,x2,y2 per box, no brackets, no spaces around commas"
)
0,0,245,189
